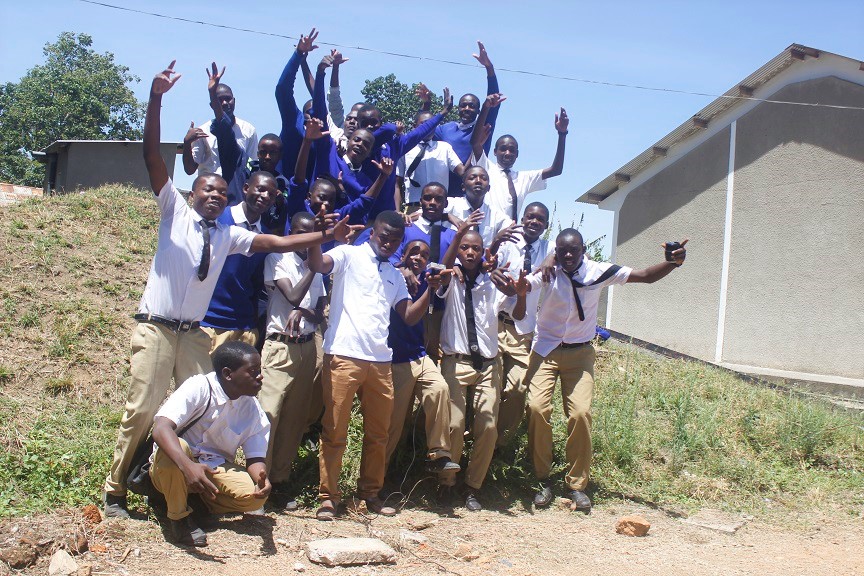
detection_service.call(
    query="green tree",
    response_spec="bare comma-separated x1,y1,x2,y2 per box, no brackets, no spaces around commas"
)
0,32,145,186
361,74,458,127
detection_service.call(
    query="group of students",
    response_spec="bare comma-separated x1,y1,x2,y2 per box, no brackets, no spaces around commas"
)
99,32,687,548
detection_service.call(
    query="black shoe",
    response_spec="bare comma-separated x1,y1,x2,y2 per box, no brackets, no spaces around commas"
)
436,485,456,507
271,482,299,511
364,497,397,517
425,457,461,473
463,490,482,512
103,493,130,519
146,493,167,516
533,480,553,508
169,516,207,547
568,490,592,514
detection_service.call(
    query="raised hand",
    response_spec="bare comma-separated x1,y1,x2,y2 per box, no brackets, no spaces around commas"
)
477,123,493,147
425,268,453,291
537,252,558,283
297,28,319,54
206,61,226,92
400,268,420,296
492,223,523,248
555,107,569,134
484,93,507,109
662,238,688,266
459,209,484,234
440,87,453,115
183,121,207,145
414,82,431,103
318,54,335,71
151,60,181,95
371,156,395,177
330,49,349,66
314,206,337,230
514,268,530,296
482,247,499,272
394,120,405,135
490,265,514,293
304,117,330,141
472,40,493,69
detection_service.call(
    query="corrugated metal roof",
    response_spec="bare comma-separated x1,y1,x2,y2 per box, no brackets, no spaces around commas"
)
577,44,862,204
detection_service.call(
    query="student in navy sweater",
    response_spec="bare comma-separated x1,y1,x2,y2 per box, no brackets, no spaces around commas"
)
275,28,319,179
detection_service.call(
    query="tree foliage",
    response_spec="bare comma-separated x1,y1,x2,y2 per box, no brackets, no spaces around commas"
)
361,74,458,127
0,32,145,186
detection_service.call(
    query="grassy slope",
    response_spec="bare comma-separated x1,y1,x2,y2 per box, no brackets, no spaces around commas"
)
0,187,861,517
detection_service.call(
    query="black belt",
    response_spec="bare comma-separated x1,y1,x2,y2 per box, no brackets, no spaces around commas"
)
268,333,315,344
560,341,592,349
134,313,199,332
497,312,516,326
449,353,496,365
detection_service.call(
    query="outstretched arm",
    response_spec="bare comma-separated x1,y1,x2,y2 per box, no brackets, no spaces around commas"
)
474,41,501,152
628,240,688,283
312,55,334,124
250,215,360,254
470,93,506,161
182,121,206,176
296,118,329,182
328,50,349,127
541,108,569,180
144,61,181,194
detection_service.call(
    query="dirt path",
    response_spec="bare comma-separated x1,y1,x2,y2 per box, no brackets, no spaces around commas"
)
4,500,863,576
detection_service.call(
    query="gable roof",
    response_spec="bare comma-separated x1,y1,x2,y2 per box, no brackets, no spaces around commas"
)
577,44,864,205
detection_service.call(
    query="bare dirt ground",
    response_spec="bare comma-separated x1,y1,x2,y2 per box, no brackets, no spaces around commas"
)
3,499,863,576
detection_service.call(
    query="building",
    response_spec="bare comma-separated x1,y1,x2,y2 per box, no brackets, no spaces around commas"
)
578,44,864,387
34,140,180,195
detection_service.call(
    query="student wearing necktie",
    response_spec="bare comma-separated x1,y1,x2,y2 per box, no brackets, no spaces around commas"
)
524,229,687,513
104,62,358,520
435,221,529,512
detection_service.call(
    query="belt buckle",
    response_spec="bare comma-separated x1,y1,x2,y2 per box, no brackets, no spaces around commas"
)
179,321,192,332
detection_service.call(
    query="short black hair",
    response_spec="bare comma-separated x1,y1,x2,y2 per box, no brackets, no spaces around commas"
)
357,104,381,118
495,134,518,148
248,170,276,187
259,133,281,145
215,83,233,95
557,228,584,245
523,201,550,221
414,110,434,125
212,341,258,377
290,211,316,230
374,210,406,232
422,182,447,194
192,172,226,190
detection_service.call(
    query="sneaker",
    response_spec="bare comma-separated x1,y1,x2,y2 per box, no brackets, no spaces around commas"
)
169,516,207,547
425,457,461,473
533,479,554,508
103,493,130,519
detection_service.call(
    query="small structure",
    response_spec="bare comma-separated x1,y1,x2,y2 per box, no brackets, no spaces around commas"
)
578,44,864,387
34,140,180,195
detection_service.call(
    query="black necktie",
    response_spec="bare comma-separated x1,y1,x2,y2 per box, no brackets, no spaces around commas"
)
406,142,429,188
198,219,217,281
523,243,533,273
566,268,586,322
463,273,483,370
430,223,443,263
503,168,519,222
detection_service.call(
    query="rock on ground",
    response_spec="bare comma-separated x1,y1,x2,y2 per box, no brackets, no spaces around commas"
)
0,545,37,569
616,515,651,537
48,549,79,576
306,538,397,566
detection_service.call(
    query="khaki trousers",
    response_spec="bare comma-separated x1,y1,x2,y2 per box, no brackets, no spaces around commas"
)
439,355,501,490
318,354,393,502
104,322,211,495
424,308,444,364
495,321,533,448
305,333,325,429
387,356,452,464
525,344,595,491
150,439,266,520
201,326,259,354
259,337,319,483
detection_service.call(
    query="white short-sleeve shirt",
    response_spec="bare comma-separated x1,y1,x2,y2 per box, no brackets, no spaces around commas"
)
191,116,258,177
138,179,257,322
529,258,631,357
472,152,546,222
323,243,411,362
397,140,463,203
445,196,513,250
438,272,504,359
497,236,552,335
154,372,270,469
264,252,325,337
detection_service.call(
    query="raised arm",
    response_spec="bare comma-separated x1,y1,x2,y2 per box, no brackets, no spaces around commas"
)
365,157,395,199
182,121,206,176
251,215,358,254
541,108,569,180
312,55,334,125
441,209,484,268
392,88,452,157
296,118,329,182
470,93,506,161
328,50,348,127
144,61,181,194
474,41,500,152
416,82,432,113
627,240,688,283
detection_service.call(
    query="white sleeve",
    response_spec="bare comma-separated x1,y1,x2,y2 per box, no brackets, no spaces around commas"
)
328,87,345,128
524,168,547,194
445,143,463,172
155,376,209,428
246,129,259,161
264,253,279,286
228,226,257,256
471,150,489,168
327,245,351,277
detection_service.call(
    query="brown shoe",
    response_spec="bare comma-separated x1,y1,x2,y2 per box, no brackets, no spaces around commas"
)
316,499,339,521
364,497,397,517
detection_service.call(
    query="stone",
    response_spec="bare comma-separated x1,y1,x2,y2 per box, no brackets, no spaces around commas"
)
408,518,438,531
399,529,429,546
306,538,397,566
616,515,651,537
66,530,89,554
682,509,748,534
76,565,93,576
454,542,479,561
0,545,37,569
81,505,102,525
293,562,306,572
48,549,79,576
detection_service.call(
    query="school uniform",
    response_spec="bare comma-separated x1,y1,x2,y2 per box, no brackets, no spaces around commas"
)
104,179,258,496
524,258,631,491
445,196,513,249
258,252,326,484
471,151,546,224
396,139,463,202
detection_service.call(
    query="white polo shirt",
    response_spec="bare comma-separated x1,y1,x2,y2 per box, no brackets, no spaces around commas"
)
323,243,411,362
154,372,270,469
397,140,463,202
445,196,513,250
497,236,552,335
529,258,631,357
438,272,504,359
191,116,258,177
137,179,257,322
264,252,325,337
471,152,546,222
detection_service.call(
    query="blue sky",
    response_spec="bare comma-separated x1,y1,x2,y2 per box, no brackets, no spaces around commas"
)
2,0,862,254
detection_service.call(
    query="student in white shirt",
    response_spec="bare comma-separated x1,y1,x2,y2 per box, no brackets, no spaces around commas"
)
435,223,528,512
259,212,327,510
445,165,516,251
306,211,433,520
150,341,271,547
491,202,552,449
104,62,356,520
526,229,687,513
469,93,568,222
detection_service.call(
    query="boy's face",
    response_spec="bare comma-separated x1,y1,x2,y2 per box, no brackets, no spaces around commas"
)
243,175,278,216
462,167,490,205
403,241,430,275
457,231,483,271
555,235,585,274
191,174,228,220
291,219,314,258
343,103,364,140
420,185,447,221
458,94,480,124
415,112,435,140
215,85,236,118
357,109,382,132
521,205,549,244
493,136,519,170
370,223,404,260
257,138,282,173
222,353,263,399
346,130,375,163
308,180,339,214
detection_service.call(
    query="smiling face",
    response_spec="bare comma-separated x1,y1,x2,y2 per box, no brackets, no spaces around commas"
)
403,240,430,275
462,166,490,207
290,215,314,259
345,129,375,164
493,135,519,170
370,222,405,260
257,137,282,173
215,84,236,118
555,232,586,274
191,174,229,220
521,204,549,244
457,230,484,271
307,178,339,214
221,353,263,399
242,173,278,217
420,183,448,222
458,94,481,124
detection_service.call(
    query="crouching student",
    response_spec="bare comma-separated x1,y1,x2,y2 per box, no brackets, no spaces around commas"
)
436,223,528,511
149,341,271,547
259,212,327,510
